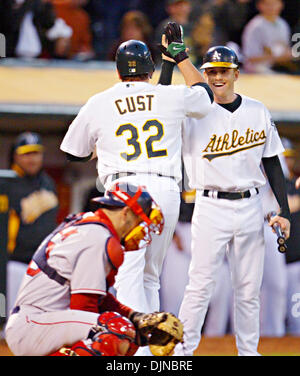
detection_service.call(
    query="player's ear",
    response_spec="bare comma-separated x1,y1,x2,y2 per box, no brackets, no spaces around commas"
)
120,206,128,219
233,68,239,82
121,206,133,222
202,69,208,82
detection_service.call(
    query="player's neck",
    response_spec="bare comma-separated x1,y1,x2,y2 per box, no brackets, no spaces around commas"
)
215,92,238,105
100,208,123,240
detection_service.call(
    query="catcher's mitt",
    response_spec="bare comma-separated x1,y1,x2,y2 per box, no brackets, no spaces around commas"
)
130,311,183,356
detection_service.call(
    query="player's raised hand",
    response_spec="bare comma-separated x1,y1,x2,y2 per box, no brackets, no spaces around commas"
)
159,34,176,63
160,22,188,64
268,214,291,240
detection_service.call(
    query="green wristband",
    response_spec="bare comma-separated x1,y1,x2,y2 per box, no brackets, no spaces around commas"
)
167,42,186,58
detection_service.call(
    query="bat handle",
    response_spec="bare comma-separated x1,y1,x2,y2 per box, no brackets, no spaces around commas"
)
278,243,288,253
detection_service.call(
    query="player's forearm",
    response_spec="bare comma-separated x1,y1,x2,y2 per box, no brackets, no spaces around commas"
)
98,292,133,318
65,152,93,162
177,58,205,87
247,54,273,64
262,155,291,221
288,194,300,214
158,60,176,85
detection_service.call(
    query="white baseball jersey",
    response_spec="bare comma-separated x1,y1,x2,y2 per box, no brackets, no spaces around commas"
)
60,82,212,184
183,95,284,191
13,212,114,312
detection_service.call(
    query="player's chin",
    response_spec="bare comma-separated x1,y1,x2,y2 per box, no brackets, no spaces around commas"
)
211,82,227,91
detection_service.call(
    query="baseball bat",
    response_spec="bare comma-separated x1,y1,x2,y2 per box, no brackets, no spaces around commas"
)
266,211,288,253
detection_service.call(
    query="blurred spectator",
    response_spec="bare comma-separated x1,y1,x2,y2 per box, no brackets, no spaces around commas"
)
50,0,94,61
281,138,300,335
107,10,160,64
0,0,72,59
190,11,215,67
155,0,193,51
133,0,169,29
211,0,254,47
6,132,59,315
83,0,137,60
242,0,296,74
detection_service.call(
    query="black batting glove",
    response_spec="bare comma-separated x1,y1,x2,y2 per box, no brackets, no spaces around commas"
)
161,22,188,64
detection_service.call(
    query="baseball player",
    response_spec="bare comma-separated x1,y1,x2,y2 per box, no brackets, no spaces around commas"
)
4,182,177,356
160,32,291,355
60,38,213,354
180,46,291,356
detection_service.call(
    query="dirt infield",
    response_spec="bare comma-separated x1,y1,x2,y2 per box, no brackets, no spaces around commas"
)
0,340,12,356
1,336,300,356
195,335,300,356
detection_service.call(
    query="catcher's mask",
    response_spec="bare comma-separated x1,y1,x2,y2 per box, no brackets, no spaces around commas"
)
92,182,164,251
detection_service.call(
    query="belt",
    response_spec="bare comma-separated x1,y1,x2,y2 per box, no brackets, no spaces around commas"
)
111,172,175,181
203,188,259,200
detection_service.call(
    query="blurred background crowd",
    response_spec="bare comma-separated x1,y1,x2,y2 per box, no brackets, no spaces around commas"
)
1,0,300,74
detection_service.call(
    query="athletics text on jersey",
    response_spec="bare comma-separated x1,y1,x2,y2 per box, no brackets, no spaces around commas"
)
183,95,284,191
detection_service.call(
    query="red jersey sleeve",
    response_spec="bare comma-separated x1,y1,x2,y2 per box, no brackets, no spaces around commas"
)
70,292,133,319
98,292,133,318
70,293,100,313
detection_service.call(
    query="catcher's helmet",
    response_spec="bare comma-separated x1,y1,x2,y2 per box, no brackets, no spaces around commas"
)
93,182,164,250
92,182,153,216
201,46,239,70
116,40,155,77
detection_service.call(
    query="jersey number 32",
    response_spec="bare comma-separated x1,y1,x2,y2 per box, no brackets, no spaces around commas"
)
116,120,167,161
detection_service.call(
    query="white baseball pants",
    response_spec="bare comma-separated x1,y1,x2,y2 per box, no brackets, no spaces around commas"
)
5,306,99,356
112,174,180,356
175,190,265,356
160,221,192,317
113,174,180,314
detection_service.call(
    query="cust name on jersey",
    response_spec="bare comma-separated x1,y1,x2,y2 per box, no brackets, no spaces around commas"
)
115,95,154,115
203,128,266,154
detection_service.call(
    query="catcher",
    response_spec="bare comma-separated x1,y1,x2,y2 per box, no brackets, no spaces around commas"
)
5,182,183,356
